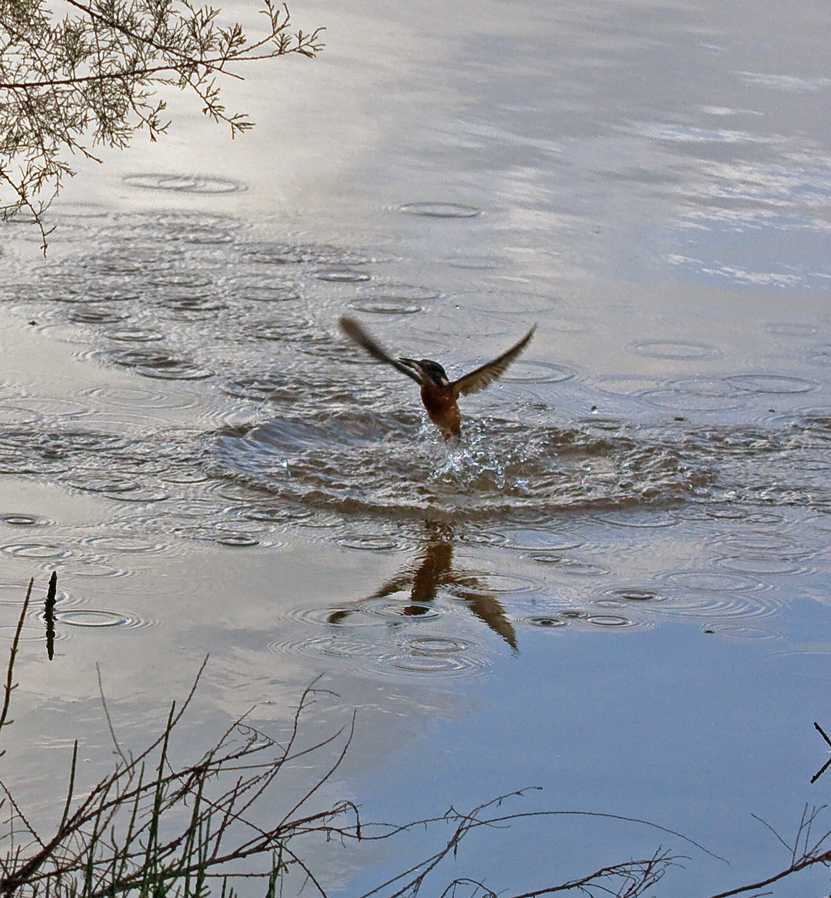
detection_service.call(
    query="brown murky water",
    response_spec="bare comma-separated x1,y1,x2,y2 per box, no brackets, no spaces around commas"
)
2,0,831,894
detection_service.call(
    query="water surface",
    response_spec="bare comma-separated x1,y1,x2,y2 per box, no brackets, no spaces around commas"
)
2,0,831,894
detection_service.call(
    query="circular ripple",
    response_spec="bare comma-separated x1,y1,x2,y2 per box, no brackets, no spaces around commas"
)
523,608,613,629
591,509,679,529
280,605,380,628
145,271,213,290
389,655,466,673
526,615,568,628
680,505,760,523
633,340,719,360
209,521,282,548
665,571,759,591
157,299,228,321
102,328,166,343
238,505,316,525
267,630,489,678
723,374,816,394
162,469,211,485
315,268,371,283
65,473,144,494
593,375,662,397
528,556,611,576
348,283,438,315
391,636,474,673
53,609,152,629
66,306,131,324
716,556,805,576
348,296,424,315
455,530,509,547
0,582,70,606
500,360,576,384
66,474,170,502
0,513,51,526
214,533,262,547
765,322,818,338
239,241,371,267
399,202,481,218
558,610,590,620
361,597,444,621
495,529,582,552
587,614,636,628
637,379,749,412
715,531,804,556
229,279,301,303
53,202,110,220
336,534,401,551
449,570,541,595
452,290,563,317
610,588,664,603
614,583,773,620
1,542,72,559
123,173,247,194
743,512,787,526
61,559,130,578
82,385,199,411
108,350,213,380
221,374,291,402
404,636,470,655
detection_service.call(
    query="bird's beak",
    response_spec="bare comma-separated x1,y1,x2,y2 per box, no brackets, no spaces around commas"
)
398,358,426,385
398,357,422,374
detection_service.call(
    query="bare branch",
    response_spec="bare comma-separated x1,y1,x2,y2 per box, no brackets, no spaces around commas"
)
0,0,324,248
0,578,33,738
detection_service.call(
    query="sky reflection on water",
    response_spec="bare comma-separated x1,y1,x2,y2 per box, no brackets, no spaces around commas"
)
1,0,831,894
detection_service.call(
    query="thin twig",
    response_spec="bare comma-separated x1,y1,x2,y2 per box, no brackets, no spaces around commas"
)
0,578,33,735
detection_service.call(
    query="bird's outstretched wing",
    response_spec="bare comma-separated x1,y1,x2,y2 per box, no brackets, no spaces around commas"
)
452,325,537,397
339,316,423,384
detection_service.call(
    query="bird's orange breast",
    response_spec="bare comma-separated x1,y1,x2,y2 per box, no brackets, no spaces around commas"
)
420,383,461,439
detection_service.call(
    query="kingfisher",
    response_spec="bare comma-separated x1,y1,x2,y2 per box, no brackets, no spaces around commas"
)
339,315,536,440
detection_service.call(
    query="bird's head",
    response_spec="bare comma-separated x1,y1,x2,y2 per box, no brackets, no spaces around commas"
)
399,358,451,387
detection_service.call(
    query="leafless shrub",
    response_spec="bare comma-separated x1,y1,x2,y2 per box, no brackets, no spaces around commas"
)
1,578,830,898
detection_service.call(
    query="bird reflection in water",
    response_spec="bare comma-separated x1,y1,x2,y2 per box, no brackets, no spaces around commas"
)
329,521,517,651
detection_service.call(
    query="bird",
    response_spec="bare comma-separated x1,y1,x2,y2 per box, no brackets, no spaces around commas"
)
339,315,537,440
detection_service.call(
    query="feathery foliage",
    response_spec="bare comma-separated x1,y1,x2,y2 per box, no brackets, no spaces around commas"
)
0,0,324,248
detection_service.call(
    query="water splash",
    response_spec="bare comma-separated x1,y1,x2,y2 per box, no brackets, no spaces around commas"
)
213,409,707,520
